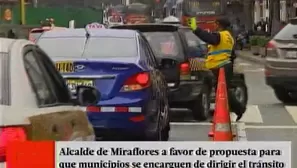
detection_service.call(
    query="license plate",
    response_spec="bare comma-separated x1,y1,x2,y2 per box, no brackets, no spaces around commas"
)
66,79,94,93
56,61,74,73
189,59,207,71
286,51,297,59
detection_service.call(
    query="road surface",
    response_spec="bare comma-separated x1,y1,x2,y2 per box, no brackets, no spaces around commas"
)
169,57,296,165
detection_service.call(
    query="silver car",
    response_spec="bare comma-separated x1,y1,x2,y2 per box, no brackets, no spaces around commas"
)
265,17,297,103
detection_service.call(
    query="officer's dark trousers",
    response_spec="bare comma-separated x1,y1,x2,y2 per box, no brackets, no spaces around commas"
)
212,62,246,117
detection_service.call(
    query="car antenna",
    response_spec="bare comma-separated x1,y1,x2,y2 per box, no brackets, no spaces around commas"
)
82,28,90,58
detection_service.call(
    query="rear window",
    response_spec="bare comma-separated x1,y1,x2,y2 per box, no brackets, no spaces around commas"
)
84,37,138,58
274,23,297,40
37,37,86,58
38,37,138,58
184,30,206,45
143,32,182,58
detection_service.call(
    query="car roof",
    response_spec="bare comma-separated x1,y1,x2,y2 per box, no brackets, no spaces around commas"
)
0,38,16,53
87,29,137,38
111,23,190,31
40,28,86,38
40,28,138,38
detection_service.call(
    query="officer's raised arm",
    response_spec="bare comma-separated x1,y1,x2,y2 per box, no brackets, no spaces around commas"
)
187,17,233,45
193,28,220,45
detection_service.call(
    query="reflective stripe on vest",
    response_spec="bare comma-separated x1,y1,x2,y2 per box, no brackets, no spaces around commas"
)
208,49,232,56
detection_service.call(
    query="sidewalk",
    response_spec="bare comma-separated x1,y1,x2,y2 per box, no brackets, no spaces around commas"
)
236,50,265,65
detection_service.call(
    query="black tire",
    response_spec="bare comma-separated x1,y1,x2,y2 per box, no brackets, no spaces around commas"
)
273,87,295,104
144,100,161,141
191,85,210,121
148,115,163,141
233,81,248,107
161,122,170,141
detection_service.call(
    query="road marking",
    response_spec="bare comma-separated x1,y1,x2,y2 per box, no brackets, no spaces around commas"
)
244,68,264,72
230,105,263,123
170,122,212,126
284,106,297,124
211,105,262,123
170,108,189,111
170,122,240,126
245,125,297,129
210,103,215,109
236,122,247,141
238,63,251,66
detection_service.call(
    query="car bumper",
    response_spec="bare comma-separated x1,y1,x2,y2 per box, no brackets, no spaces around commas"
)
266,76,297,91
93,128,145,140
87,90,149,131
168,80,204,103
88,111,145,129
265,67,297,91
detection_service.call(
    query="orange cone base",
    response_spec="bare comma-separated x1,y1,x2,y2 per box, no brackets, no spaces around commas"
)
209,132,236,137
213,132,233,141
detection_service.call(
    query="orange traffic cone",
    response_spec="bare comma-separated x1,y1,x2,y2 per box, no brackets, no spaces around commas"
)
213,68,233,141
209,68,226,140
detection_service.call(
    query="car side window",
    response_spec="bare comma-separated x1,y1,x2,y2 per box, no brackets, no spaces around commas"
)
34,48,72,104
24,46,72,107
139,37,154,68
24,49,57,106
144,39,159,68
139,38,147,60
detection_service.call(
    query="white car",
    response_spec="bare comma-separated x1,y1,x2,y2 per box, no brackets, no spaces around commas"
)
0,38,99,167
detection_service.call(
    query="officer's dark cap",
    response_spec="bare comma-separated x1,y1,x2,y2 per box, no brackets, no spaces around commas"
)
216,17,231,28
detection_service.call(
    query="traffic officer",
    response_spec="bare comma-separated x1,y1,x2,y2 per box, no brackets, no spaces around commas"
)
188,17,246,121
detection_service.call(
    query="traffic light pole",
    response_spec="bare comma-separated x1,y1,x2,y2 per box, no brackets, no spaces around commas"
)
20,0,25,24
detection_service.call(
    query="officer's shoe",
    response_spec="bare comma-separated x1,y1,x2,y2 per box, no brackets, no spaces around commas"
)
235,106,246,121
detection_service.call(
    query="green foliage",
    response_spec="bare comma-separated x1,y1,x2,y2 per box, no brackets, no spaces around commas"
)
11,6,103,27
249,36,259,46
257,37,270,47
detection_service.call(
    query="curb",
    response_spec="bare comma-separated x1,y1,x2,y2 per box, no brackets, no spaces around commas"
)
236,51,266,65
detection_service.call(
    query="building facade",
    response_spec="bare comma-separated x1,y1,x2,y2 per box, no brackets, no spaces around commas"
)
254,0,296,23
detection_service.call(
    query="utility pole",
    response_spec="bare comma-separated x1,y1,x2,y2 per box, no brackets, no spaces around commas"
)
20,0,25,24
243,0,254,30
269,0,280,36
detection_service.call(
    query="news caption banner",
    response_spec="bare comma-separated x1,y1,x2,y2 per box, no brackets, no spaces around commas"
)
57,142,291,168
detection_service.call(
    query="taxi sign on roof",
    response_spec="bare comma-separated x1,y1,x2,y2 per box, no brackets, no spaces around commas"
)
86,22,105,29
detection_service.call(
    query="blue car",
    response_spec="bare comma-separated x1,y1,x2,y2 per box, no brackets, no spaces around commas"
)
37,28,170,141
